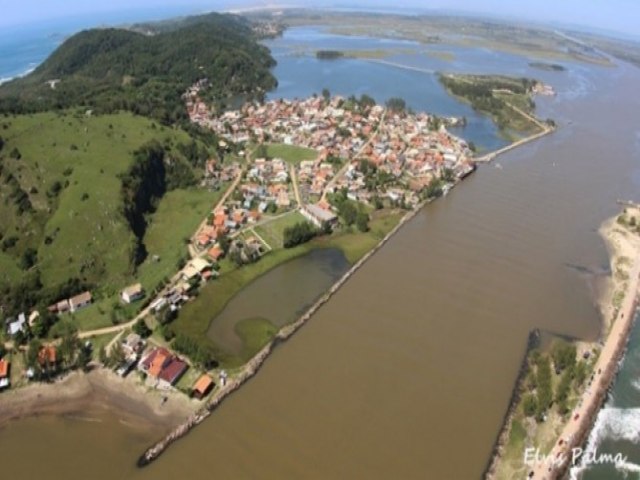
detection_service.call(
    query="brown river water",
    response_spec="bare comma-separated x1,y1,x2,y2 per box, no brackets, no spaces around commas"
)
1,40,640,480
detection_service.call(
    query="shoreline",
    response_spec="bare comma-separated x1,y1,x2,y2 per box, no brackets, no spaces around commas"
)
484,207,640,480
137,184,445,466
0,367,195,431
0,93,554,466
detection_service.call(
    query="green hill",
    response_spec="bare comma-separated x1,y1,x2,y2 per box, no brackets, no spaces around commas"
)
0,111,220,321
0,13,276,123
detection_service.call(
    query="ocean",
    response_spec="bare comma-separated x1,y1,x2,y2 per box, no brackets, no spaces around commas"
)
571,311,640,479
0,7,205,84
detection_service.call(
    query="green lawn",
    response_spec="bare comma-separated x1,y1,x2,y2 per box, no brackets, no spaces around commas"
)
172,209,404,367
84,331,120,360
254,211,307,248
265,143,318,164
137,186,227,293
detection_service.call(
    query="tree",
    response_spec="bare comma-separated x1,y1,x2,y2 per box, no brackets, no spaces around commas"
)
340,201,357,226
77,345,92,372
322,88,331,101
98,345,108,365
441,168,456,183
0,136,4,151
359,94,376,109
255,144,268,159
424,178,443,199
9,147,21,160
283,221,317,248
109,342,125,367
552,342,576,372
159,307,178,326
25,341,42,378
266,201,277,214
573,360,588,390
132,318,152,338
59,330,79,368
218,234,231,256
535,355,553,422
555,367,573,415
523,393,537,417
19,248,38,270
31,317,48,338
356,211,370,232
385,97,406,112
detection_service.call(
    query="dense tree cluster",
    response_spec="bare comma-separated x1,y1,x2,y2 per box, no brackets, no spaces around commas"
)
0,14,277,124
173,333,217,369
132,318,152,338
283,221,318,248
385,97,407,112
439,75,536,129
522,343,583,421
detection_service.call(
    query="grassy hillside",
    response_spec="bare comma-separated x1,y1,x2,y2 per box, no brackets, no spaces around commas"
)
0,111,218,318
0,13,276,123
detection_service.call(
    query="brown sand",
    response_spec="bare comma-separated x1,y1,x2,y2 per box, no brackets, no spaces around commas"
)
0,367,196,429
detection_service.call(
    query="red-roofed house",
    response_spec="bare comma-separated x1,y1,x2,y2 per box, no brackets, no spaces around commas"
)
207,246,224,262
140,347,189,388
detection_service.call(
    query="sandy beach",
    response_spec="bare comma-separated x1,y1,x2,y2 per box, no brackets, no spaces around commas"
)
0,367,196,429
530,208,640,479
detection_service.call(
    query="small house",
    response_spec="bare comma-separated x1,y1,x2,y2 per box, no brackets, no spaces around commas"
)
122,333,145,357
141,347,188,387
192,374,215,399
121,283,144,304
69,292,92,313
7,313,26,336
0,358,10,390
38,345,57,368
207,246,224,262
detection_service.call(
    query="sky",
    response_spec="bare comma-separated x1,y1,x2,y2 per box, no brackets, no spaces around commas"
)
1,0,638,39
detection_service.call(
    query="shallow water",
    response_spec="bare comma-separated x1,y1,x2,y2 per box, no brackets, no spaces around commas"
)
207,248,349,355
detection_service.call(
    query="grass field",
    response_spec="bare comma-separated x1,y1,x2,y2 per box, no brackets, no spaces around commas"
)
266,143,318,164
254,210,307,248
0,111,200,292
234,317,278,365
172,209,405,367
137,187,227,292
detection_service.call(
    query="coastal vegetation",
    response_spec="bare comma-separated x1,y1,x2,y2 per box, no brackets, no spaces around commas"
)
316,50,345,60
0,13,276,124
529,62,566,72
490,207,640,479
438,74,541,136
170,209,404,368
490,338,594,479
0,111,221,334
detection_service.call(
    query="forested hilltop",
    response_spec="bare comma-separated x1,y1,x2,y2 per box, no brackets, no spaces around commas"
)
0,13,277,124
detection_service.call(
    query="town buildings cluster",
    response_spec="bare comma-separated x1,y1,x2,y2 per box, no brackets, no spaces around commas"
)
188,94,475,215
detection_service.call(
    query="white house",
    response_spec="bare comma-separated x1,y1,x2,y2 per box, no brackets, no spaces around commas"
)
121,283,144,304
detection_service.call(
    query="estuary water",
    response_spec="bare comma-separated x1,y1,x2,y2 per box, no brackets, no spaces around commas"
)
207,248,349,355
0,25,639,480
